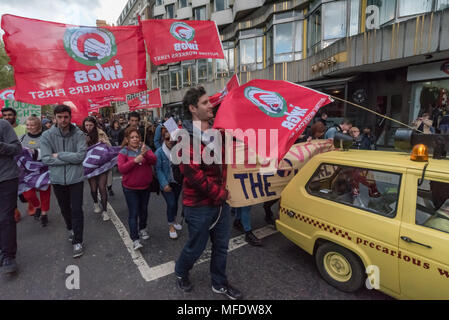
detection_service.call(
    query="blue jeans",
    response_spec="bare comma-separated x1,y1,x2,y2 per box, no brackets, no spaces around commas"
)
235,206,252,232
175,204,230,288
122,186,151,241
161,183,182,224
440,124,449,134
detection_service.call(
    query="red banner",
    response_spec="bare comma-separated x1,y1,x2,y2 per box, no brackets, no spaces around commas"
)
141,19,224,65
61,100,89,126
2,14,147,105
213,80,333,161
210,75,239,107
128,88,162,111
0,86,15,108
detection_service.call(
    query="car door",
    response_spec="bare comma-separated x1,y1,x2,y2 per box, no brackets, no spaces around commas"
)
399,170,449,299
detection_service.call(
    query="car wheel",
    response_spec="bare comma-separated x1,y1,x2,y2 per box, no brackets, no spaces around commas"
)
315,242,365,293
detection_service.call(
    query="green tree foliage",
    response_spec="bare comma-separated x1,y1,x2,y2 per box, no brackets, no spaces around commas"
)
0,41,14,90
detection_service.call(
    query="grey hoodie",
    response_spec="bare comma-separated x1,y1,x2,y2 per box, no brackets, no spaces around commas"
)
0,119,22,183
41,124,87,185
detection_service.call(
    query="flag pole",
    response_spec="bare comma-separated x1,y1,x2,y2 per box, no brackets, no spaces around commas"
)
329,95,423,134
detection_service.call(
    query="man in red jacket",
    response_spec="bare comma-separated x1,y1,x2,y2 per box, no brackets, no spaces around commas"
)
174,87,243,300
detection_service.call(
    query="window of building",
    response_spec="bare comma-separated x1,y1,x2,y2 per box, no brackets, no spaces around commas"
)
308,7,321,54
194,5,207,20
169,67,181,90
167,4,175,18
323,0,347,40
154,15,163,19
273,21,303,63
182,61,197,87
215,0,229,11
398,0,432,17
367,0,396,25
198,59,208,82
306,163,401,218
237,29,263,72
438,0,449,10
349,0,360,36
216,42,234,77
416,179,449,234
159,72,169,93
179,0,188,8
156,0,163,6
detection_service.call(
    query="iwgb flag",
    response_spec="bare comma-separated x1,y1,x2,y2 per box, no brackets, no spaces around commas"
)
210,75,239,107
141,19,224,65
0,86,16,109
213,79,333,161
128,88,162,110
1,15,147,105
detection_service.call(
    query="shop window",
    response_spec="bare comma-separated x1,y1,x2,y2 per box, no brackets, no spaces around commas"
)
215,0,229,12
194,6,207,20
437,0,449,10
167,4,175,18
306,164,401,218
398,0,432,17
323,1,347,40
179,0,188,9
416,179,449,234
367,0,396,25
159,72,169,93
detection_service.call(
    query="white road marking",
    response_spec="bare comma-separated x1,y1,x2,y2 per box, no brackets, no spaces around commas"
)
107,201,278,282
106,201,154,282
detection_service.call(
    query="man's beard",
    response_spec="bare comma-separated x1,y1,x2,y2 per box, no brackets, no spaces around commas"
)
7,118,15,125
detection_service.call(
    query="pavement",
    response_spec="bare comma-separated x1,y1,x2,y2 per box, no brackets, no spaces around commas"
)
0,173,392,300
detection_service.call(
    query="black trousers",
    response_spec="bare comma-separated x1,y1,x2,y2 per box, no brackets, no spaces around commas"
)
53,182,84,245
0,178,18,259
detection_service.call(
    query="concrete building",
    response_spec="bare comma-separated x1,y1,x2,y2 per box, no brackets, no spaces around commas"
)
116,0,449,147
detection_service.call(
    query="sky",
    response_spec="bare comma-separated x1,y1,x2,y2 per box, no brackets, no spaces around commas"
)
0,0,129,31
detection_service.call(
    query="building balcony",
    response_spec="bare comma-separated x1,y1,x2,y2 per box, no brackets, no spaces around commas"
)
233,0,266,20
153,4,166,16
192,0,210,8
211,8,233,26
164,0,176,5
176,6,193,19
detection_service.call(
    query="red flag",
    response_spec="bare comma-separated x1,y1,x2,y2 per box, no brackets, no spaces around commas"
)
209,75,239,108
128,88,162,111
61,100,89,126
0,86,16,108
213,80,333,161
141,19,224,65
2,14,147,105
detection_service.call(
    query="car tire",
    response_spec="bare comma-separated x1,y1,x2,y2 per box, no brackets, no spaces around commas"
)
315,242,365,293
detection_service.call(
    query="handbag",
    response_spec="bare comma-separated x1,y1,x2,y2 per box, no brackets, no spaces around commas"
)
149,173,160,194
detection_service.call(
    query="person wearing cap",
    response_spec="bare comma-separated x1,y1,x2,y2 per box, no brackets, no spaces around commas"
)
42,118,52,131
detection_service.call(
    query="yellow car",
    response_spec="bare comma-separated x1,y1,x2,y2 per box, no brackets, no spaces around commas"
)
276,143,449,300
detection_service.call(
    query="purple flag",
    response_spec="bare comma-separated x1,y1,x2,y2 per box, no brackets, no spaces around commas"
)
83,142,121,179
15,149,50,195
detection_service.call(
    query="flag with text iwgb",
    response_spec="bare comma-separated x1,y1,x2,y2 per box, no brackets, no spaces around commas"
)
213,79,333,161
1,14,147,105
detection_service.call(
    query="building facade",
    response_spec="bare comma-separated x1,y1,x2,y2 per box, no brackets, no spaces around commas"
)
116,0,449,147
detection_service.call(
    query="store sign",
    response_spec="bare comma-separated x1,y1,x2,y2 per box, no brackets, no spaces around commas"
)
407,60,449,82
311,56,338,73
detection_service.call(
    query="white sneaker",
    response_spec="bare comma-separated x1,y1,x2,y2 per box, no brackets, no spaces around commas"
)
102,211,110,221
169,229,178,239
93,203,101,214
133,240,143,250
139,229,149,240
173,223,182,231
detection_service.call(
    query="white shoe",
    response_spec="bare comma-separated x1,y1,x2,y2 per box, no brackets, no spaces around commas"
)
133,240,143,250
139,229,149,240
169,229,178,239
173,223,182,231
102,211,110,221
93,203,101,214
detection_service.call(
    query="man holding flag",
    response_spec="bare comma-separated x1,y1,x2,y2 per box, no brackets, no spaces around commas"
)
174,87,243,300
